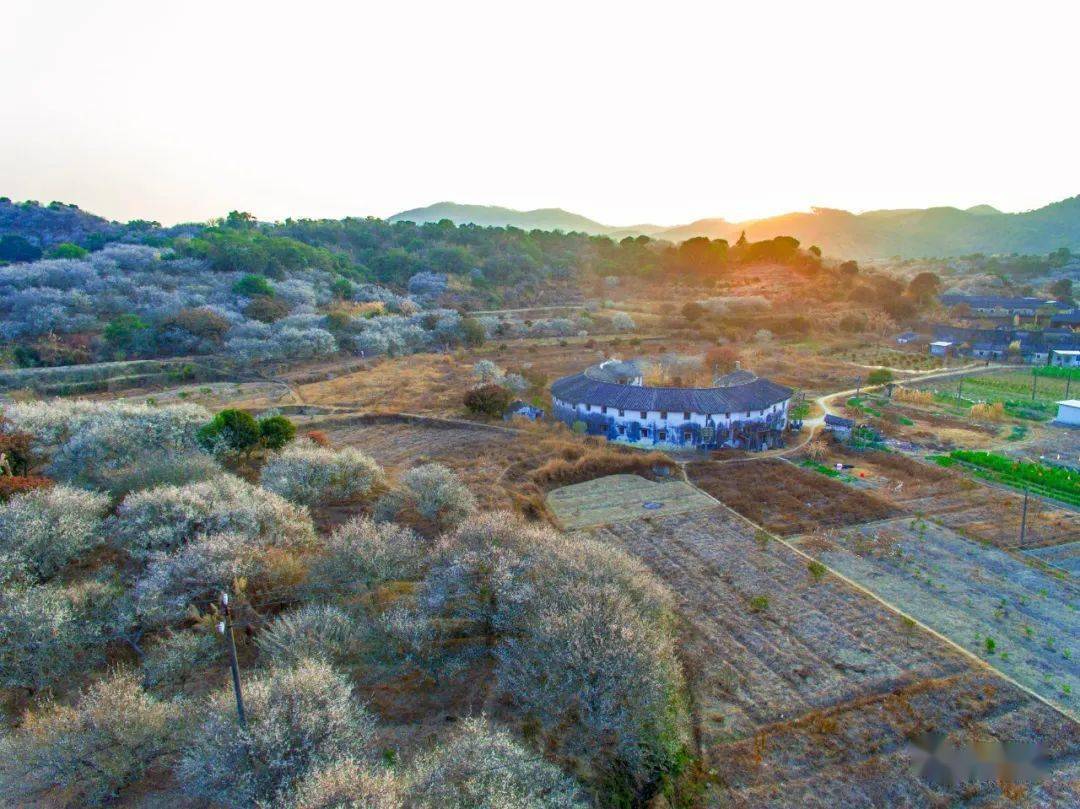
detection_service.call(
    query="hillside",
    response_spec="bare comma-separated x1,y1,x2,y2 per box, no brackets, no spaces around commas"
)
390,197,1080,259
388,201,667,236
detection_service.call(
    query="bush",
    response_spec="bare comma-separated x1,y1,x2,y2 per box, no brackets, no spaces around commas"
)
0,583,104,691
259,414,297,449
407,718,587,808
233,273,275,297
0,474,53,500
0,670,183,806
198,408,261,454
257,604,368,668
245,293,291,322
375,463,476,532
177,660,378,807
133,532,287,626
472,359,503,383
260,442,384,506
308,517,425,595
416,513,686,794
612,312,636,332
110,474,314,556
866,367,894,386
289,758,403,809
0,484,108,582
142,630,224,691
464,383,513,417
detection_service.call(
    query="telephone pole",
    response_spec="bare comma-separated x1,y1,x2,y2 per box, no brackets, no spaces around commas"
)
218,592,246,727
1019,487,1029,547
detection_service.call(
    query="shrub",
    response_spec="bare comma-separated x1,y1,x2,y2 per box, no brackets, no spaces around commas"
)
308,517,425,595
375,463,476,532
289,758,403,809
259,414,297,449
0,670,183,806
0,583,103,691
407,718,587,808
866,367,894,386
257,604,368,668
807,560,827,582
133,532,280,626
177,660,378,807
464,383,513,417
245,294,291,322
142,630,224,691
260,442,384,506
198,408,261,454
0,474,53,500
472,359,503,383
416,513,686,794
233,273,275,297
109,474,314,556
748,594,769,612
0,484,108,581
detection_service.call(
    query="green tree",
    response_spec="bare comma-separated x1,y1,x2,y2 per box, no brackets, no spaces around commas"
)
103,314,149,351
46,242,89,259
0,235,42,262
258,415,296,450
197,409,261,454
460,316,486,348
232,274,275,297
867,368,894,386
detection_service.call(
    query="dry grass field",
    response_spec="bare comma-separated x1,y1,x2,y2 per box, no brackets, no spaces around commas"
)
588,507,1080,807
686,459,901,535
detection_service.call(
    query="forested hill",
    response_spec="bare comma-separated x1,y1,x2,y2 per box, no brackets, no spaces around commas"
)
0,198,195,259
390,197,1080,259
388,201,667,237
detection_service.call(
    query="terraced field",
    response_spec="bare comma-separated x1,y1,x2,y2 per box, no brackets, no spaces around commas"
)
587,508,1080,806
793,518,1079,719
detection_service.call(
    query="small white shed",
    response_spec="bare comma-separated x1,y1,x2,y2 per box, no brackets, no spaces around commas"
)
1055,399,1080,426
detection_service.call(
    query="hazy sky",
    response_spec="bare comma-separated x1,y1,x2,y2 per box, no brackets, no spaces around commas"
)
2,1,1078,226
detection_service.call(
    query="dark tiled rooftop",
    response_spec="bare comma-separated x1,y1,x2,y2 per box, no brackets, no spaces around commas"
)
551,366,792,414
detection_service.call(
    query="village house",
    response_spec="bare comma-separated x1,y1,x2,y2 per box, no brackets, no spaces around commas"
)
551,359,793,451
938,294,1059,318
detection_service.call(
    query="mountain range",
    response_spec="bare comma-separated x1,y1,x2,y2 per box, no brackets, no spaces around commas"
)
389,197,1080,259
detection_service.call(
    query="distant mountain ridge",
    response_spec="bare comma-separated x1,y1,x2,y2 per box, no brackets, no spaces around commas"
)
389,198,1080,259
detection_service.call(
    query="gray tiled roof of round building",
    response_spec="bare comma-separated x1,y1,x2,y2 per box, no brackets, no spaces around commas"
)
551,365,793,414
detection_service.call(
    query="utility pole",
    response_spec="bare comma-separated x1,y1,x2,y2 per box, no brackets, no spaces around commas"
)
1019,486,1029,547
218,592,246,727
957,376,964,402
1066,372,1072,400
1031,369,1038,401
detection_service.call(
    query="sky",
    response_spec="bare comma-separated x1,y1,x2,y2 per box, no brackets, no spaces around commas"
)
2,1,1078,227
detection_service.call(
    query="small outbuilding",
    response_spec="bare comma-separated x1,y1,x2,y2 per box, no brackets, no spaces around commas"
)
1055,400,1080,426
505,401,545,421
824,414,855,436
929,340,955,358
1051,349,1080,368
895,331,921,344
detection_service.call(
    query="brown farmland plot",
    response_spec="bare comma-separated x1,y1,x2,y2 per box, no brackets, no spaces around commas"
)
686,459,900,535
588,507,1080,807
